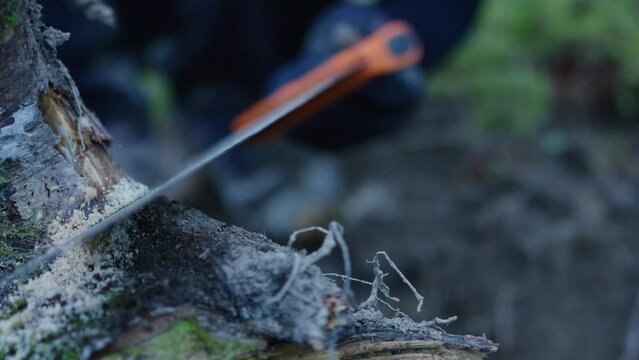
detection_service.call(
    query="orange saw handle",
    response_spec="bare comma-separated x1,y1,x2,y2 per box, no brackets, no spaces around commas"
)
230,20,423,141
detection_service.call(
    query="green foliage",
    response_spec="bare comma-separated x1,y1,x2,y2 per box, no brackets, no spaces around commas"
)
137,69,177,129
105,319,262,360
430,0,639,134
1,0,21,42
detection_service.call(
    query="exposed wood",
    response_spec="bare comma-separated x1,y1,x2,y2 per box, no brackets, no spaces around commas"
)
259,337,496,360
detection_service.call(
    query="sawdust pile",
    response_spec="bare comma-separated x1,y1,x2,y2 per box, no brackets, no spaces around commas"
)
0,178,147,358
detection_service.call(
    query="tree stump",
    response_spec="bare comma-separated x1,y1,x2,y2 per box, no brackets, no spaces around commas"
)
0,1,498,358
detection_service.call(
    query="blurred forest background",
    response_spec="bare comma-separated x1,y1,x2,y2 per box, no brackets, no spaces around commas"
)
42,0,639,359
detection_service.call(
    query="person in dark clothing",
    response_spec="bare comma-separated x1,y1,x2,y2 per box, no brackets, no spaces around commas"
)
43,0,480,148
41,0,481,233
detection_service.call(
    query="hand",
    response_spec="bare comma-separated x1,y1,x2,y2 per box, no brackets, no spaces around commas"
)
265,3,425,149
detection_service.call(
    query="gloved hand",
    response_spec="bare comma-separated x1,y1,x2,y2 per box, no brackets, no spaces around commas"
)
265,3,426,150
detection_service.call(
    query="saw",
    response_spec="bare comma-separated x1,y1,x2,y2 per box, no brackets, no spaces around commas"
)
1,21,422,287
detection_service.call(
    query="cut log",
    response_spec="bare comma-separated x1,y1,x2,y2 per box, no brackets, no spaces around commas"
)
0,1,498,358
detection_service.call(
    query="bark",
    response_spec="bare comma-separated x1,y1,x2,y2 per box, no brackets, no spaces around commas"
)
0,1,497,359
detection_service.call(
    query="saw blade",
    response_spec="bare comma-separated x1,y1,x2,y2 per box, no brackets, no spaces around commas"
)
0,74,344,289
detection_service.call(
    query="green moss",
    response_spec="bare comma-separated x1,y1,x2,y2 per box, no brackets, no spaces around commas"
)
0,194,45,263
25,335,37,359
0,240,16,260
11,320,24,330
0,343,17,359
10,298,27,314
104,290,144,314
0,210,44,263
61,349,81,360
105,292,127,311
0,212,44,242
0,161,45,263
104,319,263,360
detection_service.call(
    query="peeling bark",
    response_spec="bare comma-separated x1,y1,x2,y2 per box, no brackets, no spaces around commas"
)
0,0,120,230
0,1,497,359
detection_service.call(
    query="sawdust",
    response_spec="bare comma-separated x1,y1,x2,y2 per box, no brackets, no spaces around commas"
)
47,177,147,244
0,177,147,358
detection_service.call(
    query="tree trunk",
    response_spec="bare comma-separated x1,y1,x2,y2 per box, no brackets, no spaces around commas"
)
0,1,497,359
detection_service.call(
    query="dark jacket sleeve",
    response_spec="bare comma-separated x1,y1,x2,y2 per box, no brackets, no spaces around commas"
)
286,0,482,149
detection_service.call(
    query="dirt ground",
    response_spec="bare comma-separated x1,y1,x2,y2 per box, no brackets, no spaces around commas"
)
328,100,639,360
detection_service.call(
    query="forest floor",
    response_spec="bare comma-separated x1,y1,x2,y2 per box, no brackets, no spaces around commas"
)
332,100,639,360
